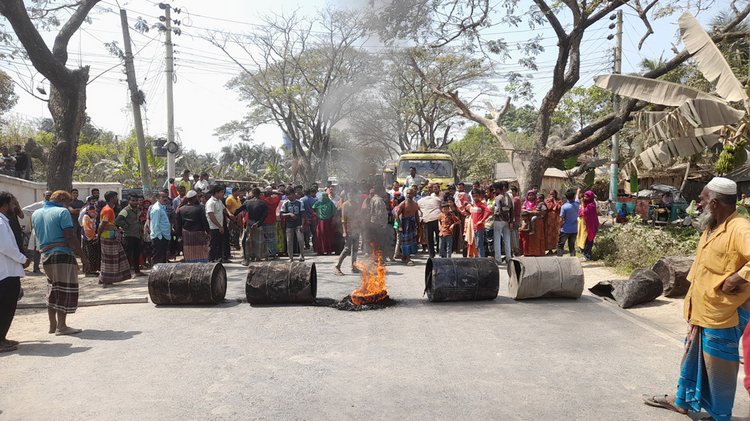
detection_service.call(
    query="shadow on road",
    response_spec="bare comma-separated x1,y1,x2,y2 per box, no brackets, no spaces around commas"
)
75,329,142,341
2,342,92,357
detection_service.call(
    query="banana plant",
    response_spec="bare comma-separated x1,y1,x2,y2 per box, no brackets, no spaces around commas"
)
595,12,749,176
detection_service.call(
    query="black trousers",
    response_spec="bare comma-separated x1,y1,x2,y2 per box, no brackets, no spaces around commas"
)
222,220,231,259
556,232,576,257
123,236,142,272
425,220,439,258
152,238,169,264
209,229,224,262
0,277,20,341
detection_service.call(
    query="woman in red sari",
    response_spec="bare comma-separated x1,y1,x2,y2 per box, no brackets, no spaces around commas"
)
519,191,547,256
544,190,563,253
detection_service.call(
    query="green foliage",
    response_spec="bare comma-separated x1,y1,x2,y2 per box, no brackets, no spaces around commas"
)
715,140,747,175
594,219,699,273
497,104,537,133
554,86,613,132
448,125,507,180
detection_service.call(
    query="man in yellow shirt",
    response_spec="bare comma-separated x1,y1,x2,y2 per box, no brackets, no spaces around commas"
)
177,169,192,192
225,187,242,249
645,177,750,420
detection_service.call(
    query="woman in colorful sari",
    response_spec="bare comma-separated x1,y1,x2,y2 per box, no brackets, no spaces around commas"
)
312,193,336,254
519,191,547,256
581,190,599,260
80,205,100,276
544,190,562,253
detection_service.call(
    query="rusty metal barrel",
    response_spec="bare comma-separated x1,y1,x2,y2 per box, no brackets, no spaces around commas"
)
246,262,317,304
424,258,499,302
508,256,584,299
148,263,227,305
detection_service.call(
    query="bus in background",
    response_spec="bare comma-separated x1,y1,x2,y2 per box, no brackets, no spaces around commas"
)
387,151,456,190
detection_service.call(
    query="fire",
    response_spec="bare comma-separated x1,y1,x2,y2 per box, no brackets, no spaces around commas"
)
350,246,389,305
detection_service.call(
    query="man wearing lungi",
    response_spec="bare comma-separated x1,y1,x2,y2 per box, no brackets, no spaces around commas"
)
98,191,131,286
395,188,420,266
32,191,90,336
241,188,268,264
644,177,750,421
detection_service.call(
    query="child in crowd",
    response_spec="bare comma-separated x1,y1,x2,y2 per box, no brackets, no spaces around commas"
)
438,202,460,257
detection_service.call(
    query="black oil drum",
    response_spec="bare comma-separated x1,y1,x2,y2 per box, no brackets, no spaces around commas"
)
246,261,317,304
424,258,499,302
148,263,227,305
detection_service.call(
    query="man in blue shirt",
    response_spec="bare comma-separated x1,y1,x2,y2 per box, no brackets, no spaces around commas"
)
301,188,317,250
32,190,90,336
556,188,580,257
149,191,172,264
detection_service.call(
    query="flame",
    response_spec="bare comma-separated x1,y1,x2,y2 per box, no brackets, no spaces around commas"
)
350,245,389,305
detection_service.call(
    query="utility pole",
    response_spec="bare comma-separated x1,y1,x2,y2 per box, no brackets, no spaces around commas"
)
120,9,151,195
158,2,179,181
609,9,623,202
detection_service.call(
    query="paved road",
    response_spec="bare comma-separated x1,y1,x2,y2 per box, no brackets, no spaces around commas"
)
2,254,747,420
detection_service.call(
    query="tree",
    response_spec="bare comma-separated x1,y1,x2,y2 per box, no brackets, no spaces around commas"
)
350,47,488,154
596,12,750,176
211,9,373,184
448,125,507,181
0,70,18,116
0,0,101,190
382,1,750,190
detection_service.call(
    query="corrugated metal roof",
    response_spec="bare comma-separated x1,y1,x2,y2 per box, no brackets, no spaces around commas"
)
727,165,750,183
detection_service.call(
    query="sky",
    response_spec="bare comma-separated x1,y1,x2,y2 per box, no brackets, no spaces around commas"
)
0,0,729,155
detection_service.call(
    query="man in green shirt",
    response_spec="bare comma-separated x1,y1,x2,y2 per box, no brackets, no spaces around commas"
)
115,193,144,276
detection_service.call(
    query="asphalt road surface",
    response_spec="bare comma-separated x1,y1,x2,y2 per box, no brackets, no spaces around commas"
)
2,254,747,420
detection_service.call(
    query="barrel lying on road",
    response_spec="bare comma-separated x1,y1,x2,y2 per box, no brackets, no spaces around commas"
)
148,262,227,305
246,261,317,305
508,256,584,299
424,257,499,302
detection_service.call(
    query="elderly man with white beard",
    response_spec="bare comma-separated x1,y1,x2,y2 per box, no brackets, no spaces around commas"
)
644,177,750,421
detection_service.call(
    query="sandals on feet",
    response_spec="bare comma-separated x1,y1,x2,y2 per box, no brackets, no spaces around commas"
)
642,394,687,415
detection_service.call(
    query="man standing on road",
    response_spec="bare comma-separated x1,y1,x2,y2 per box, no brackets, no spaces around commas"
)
205,185,227,263
644,177,750,421
116,193,144,275
556,188,579,257
241,188,268,264
149,192,171,264
492,181,514,264
0,192,31,352
33,190,90,336
281,190,305,262
418,184,442,259
98,191,131,286
335,192,361,275
396,188,420,266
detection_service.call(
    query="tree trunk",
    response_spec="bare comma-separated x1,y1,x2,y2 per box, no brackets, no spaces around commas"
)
47,67,89,191
511,150,547,193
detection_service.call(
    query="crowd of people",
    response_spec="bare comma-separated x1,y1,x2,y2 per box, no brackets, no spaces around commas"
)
0,144,33,180
4,168,750,420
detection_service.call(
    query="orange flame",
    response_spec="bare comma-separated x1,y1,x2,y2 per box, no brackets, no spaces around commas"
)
350,245,389,305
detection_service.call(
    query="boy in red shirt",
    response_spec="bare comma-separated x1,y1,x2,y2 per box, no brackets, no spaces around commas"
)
469,189,492,258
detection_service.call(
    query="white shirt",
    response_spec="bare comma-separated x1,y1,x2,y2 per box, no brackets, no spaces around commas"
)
194,179,210,192
205,197,225,230
0,213,27,279
418,194,442,223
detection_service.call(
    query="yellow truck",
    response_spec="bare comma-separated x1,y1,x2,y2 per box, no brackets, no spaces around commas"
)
385,151,456,190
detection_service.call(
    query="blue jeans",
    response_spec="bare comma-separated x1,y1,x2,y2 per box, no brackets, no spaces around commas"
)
439,236,453,257
493,220,513,263
474,229,486,257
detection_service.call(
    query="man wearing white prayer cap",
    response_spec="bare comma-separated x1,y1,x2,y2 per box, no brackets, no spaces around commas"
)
645,176,750,419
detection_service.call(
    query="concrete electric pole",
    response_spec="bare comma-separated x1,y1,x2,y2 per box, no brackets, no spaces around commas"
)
160,2,178,181
609,10,623,202
120,9,152,195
